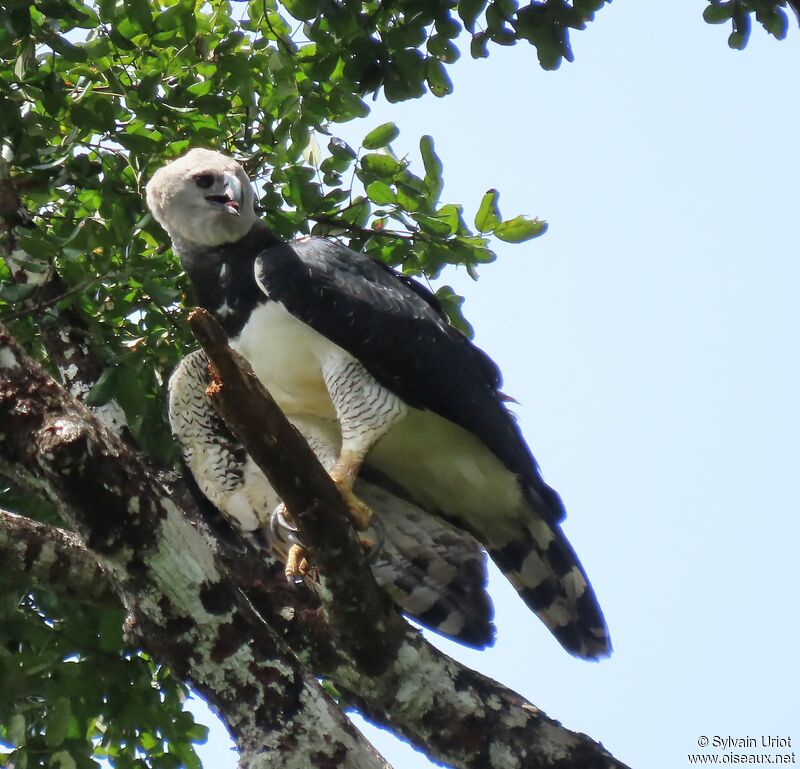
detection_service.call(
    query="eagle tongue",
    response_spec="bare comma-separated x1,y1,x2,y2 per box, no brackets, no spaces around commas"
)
206,195,240,215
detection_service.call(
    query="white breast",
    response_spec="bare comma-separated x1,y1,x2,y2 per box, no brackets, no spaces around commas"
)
231,301,339,418
231,301,526,533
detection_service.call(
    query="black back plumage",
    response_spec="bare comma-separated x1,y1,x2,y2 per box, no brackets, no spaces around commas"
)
255,236,566,522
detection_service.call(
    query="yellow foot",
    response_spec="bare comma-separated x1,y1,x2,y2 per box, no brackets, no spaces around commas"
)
357,532,381,559
285,544,309,584
331,461,372,531
339,486,374,531
329,456,374,531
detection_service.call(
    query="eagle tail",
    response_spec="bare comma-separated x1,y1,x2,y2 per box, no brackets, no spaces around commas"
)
375,548,496,649
363,482,496,649
488,518,611,659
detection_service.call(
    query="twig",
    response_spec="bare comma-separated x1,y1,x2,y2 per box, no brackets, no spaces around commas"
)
0,278,94,322
310,213,416,241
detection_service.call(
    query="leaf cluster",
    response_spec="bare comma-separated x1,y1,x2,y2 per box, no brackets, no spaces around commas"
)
703,0,798,48
0,0,555,457
0,590,207,769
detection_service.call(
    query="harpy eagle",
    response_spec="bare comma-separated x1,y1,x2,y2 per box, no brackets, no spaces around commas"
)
169,350,495,647
147,148,611,659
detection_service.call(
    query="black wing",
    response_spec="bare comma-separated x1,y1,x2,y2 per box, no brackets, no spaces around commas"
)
255,237,565,522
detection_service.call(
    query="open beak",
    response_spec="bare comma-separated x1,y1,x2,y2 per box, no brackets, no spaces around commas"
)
205,172,243,215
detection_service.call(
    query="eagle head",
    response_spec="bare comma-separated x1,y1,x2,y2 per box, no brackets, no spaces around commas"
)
146,148,256,247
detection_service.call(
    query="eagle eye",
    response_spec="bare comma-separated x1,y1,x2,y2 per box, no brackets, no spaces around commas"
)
194,173,215,189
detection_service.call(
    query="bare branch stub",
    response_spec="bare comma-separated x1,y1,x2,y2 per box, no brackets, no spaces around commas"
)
188,307,403,675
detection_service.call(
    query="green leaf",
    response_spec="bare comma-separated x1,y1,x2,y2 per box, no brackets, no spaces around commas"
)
426,59,454,97
494,215,547,242
283,0,319,21
85,367,118,407
702,2,735,24
420,135,443,200
186,723,209,741
435,284,474,337
46,697,72,748
395,183,422,212
46,34,89,62
155,5,184,32
361,153,402,178
125,0,153,32
436,203,463,233
366,181,397,205
474,189,501,232
762,9,788,40
362,122,400,150
0,283,38,303
459,0,488,32
728,29,749,49
341,196,371,227
194,94,231,113
427,34,460,64
338,92,370,119
109,27,137,50
435,17,462,39
470,31,490,59
412,212,454,237
729,8,751,49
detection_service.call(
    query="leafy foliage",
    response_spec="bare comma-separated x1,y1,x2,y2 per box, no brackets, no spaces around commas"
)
0,589,207,769
0,0,558,456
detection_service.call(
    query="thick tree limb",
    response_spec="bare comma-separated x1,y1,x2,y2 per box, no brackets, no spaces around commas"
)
189,308,631,769
0,322,391,769
0,508,115,606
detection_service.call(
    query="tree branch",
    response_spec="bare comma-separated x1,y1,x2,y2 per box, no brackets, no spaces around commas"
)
188,308,631,769
0,508,115,606
0,322,391,769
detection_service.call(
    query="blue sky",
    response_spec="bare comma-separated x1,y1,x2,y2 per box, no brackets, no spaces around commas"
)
190,4,800,767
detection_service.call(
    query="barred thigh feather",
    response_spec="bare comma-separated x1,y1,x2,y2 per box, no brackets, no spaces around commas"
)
168,351,495,648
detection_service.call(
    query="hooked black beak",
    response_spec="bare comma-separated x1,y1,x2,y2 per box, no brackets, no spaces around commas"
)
205,171,243,215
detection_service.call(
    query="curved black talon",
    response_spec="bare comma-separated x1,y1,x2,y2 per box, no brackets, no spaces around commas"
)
364,513,386,564
270,502,386,569
270,505,301,547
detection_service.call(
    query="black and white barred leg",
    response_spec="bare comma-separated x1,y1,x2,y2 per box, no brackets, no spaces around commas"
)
321,351,407,531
